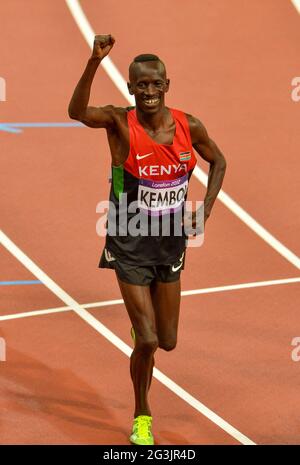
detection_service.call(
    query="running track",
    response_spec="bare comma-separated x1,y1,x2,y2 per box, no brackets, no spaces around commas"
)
1,0,300,445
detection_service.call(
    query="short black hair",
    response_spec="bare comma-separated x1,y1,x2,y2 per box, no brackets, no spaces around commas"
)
133,54,160,63
129,54,166,81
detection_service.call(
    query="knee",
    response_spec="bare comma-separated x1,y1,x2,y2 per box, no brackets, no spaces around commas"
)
159,339,177,352
136,336,159,354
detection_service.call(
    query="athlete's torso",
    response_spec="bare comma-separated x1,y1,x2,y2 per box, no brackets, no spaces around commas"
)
104,107,197,265
106,106,179,166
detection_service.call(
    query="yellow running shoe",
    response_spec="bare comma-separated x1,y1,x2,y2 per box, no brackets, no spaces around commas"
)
130,415,154,445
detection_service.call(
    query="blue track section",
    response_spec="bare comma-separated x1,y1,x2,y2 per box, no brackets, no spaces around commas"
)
0,280,42,286
0,122,84,133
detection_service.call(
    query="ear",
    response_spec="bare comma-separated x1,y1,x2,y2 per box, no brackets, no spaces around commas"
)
127,82,134,95
165,79,170,93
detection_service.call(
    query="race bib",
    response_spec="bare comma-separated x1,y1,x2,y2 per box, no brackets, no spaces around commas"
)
138,174,188,216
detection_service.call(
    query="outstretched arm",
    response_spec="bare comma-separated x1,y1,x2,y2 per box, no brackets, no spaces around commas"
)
187,114,227,223
68,34,116,128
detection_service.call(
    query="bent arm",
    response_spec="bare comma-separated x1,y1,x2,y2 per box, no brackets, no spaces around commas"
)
187,114,227,221
68,57,114,128
68,34,116,128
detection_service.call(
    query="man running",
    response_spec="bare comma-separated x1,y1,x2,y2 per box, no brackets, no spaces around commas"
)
68,35,226,445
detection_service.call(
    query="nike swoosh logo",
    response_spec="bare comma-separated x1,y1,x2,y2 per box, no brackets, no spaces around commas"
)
172,263,183,272
136,152,153,160
104,248,116,262
172,252,185,272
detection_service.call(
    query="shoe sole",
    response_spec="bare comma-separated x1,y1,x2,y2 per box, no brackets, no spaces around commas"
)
130,436,154,446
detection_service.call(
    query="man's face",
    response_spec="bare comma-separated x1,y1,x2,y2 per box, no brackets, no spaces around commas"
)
128,61,169,113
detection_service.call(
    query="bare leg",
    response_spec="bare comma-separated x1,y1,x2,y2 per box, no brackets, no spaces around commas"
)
130,328,155,392
117,277,158,418
150,279,181,351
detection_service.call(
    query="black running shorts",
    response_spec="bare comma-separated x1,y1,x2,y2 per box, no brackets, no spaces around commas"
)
99,248,185,286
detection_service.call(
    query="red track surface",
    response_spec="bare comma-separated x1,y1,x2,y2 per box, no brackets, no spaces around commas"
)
1,0,300,444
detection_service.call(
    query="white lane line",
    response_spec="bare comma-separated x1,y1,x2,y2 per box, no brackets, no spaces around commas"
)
65,0,300,271
65,0,135,103
0,229,255,444
0,231,129,352
181,276,300,296
1,276,299,322
0,306,71,321
291,0,300,14
0,299,124,321
193,167,300,270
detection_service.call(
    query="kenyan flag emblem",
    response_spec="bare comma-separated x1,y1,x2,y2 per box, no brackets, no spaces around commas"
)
179,151,191,161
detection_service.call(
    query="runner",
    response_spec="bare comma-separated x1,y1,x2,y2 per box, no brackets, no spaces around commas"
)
68,34,226,445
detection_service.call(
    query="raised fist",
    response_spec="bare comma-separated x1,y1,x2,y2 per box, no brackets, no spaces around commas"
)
91,34,115,60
